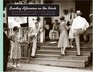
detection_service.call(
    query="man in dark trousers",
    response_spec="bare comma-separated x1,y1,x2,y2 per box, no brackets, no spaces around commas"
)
3,23,10,71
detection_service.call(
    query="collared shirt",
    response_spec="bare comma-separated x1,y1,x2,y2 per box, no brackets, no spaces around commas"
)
71,16,89,31
28,27,40,39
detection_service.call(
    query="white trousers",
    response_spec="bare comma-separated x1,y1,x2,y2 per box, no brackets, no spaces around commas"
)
31,38,37,56
75,35,80,55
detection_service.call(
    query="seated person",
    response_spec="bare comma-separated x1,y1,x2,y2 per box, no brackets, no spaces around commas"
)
49,23,59,40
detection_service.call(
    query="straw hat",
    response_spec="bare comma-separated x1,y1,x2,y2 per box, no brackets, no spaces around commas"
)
76,10,82,15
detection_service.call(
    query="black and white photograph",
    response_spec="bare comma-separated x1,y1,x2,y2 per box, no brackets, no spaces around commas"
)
3,0,93,72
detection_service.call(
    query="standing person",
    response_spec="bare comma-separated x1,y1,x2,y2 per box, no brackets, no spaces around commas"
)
49,20,59,41
44,20,50,41
58,17,69,55
63,9,70,26
28,22,40,58
3,23,10,71
9,26,21,67
53,20,60,32
69,10,89,56
69,8,77,48
69,8,77,24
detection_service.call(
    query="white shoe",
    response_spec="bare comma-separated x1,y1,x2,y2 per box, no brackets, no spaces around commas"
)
17,64,21,67
70,45,74,48
12,65,17,68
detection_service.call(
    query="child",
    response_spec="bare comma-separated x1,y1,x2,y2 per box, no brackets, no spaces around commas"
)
9,26,21,67
58,17,69,55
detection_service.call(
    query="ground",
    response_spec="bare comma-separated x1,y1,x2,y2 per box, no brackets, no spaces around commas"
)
7,63,93,72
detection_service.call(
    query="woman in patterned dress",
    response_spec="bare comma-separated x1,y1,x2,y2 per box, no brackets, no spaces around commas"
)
58,17,69,55
9,26,21,67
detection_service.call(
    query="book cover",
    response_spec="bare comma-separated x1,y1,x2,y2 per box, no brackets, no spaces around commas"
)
3,0,93,72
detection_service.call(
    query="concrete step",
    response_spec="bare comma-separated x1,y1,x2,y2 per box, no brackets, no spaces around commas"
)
40,47,92,51
37,50,92,55
36,55,90,61
41,45,92,49
29,57,88,68
41,42,92,47
36,51,91,57
40,46,92,51
37,50,91,56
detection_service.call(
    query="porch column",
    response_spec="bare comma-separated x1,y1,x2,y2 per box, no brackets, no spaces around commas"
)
40,0,45,43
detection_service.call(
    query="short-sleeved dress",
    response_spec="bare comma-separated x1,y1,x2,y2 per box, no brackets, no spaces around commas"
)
10,33,21,59
58,21,69,48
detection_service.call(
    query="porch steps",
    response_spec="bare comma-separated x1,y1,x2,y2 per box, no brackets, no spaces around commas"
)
30,57,88,68
30,41,92,68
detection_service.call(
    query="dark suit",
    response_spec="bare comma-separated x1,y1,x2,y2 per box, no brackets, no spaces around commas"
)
3,32,10,71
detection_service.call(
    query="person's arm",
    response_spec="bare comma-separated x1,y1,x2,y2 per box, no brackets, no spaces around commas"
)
71,19,75,30
59,24,62,32
28,28,35,37
83,19,89,31
9,35,15,42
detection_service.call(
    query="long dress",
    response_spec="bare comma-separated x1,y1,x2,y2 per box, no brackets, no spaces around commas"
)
58,21,69,48
10,33,21,59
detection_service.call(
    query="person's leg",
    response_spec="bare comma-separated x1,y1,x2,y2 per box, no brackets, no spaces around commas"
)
12,58,15,65
61,47,66,55
61,47,63,54
70,39,74,48
16,59,21,67
75,35,81,55
12,59,17,67
15,59,17,66
27,44,31,62
31,38,37,57
83,31,88,42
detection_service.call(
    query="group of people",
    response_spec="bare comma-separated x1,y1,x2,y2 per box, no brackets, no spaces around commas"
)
4,10,90,71
57,10,89,56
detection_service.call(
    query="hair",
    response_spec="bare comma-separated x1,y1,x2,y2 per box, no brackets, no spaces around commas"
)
60,16,65,21
35,22,39,25
63,9,68,14
36,17,41,22
55,20,58,22
77,13,82,16
13,26,19,31
70,8,74,13
3,23,8,28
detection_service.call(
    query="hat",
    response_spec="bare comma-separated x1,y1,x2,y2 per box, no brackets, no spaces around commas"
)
76,10,82,15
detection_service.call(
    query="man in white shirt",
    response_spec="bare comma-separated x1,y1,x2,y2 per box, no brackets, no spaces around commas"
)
70,10,89,56
28,22,40,58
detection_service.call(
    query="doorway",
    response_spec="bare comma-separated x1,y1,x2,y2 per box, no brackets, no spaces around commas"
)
75,0,92,42
44,0,53,41
75,0,92,22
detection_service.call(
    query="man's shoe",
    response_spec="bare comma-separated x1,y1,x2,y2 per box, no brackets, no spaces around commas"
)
31,56,36,58
76,54,82,56
61,53,66,56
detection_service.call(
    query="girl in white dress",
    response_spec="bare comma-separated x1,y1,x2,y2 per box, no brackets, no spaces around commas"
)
58,17,69,55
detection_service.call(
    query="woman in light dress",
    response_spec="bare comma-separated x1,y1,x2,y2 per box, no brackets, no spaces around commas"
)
9,26,21,67
58,17,69,55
